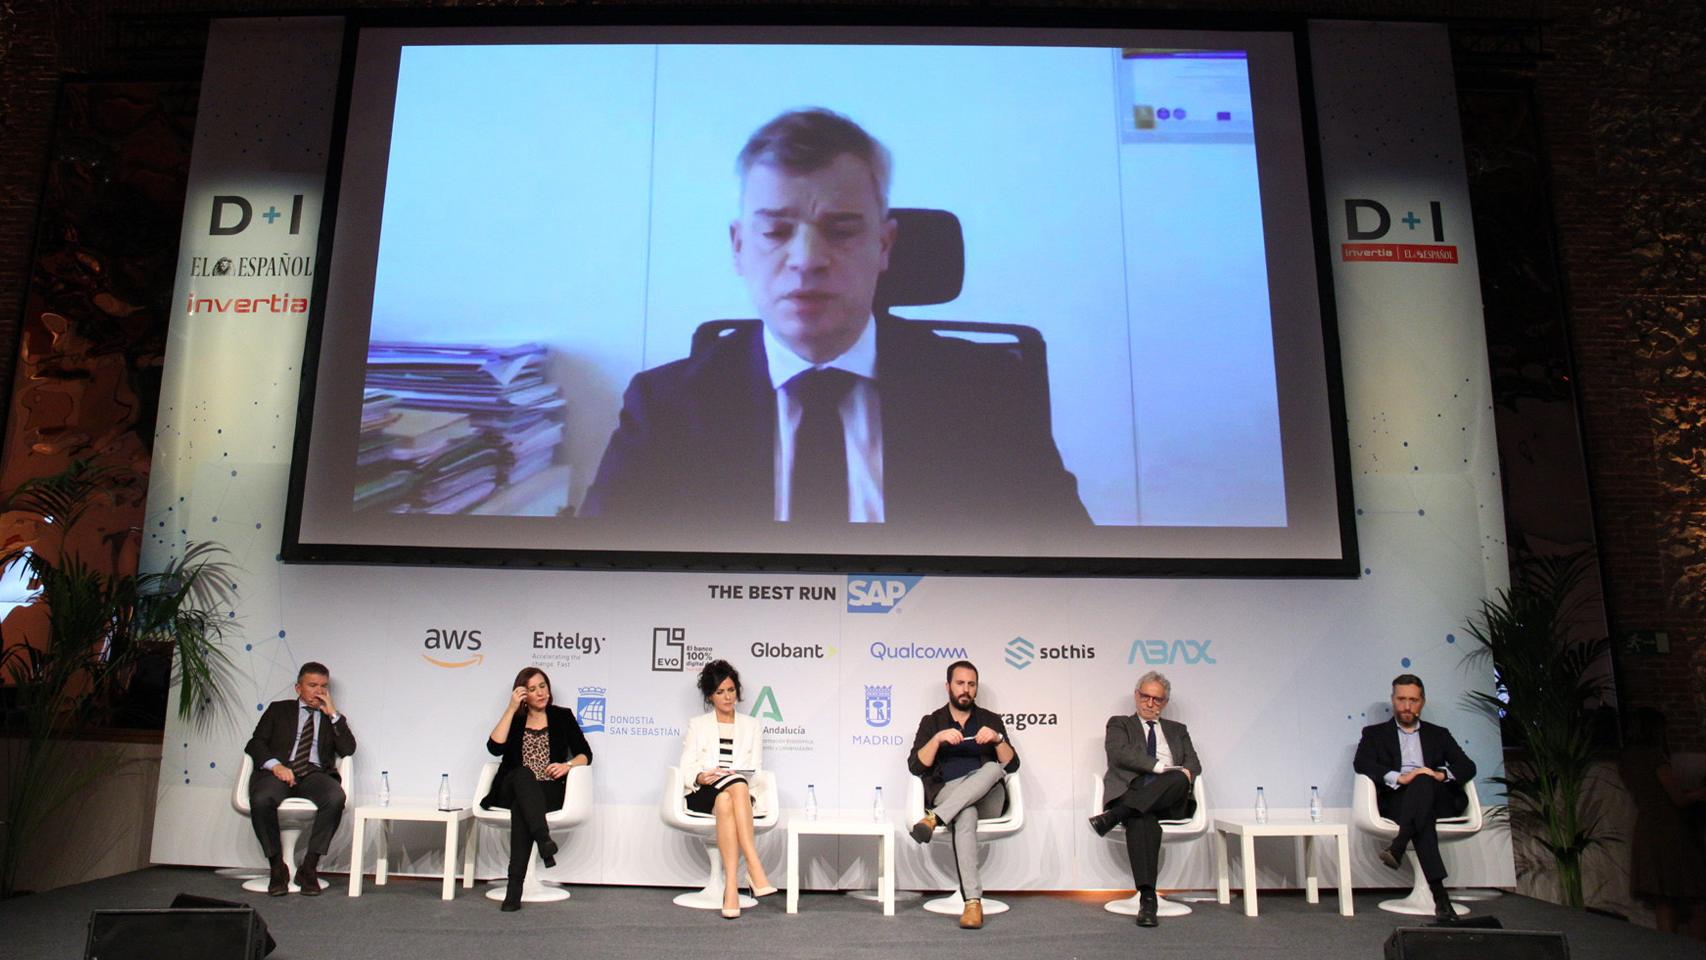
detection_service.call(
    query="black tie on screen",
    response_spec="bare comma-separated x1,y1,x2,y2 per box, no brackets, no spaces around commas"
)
1143,720,1158,784
786,368,858,523
290,709,316,779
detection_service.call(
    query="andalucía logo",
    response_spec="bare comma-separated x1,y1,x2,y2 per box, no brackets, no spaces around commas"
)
846,575,923,613
864,685,892,727
576,686,606,733
422,627,483,668
748,686,784,723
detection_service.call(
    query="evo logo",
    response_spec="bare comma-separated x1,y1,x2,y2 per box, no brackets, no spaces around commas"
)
846,575,923,613
1127,639,1216,666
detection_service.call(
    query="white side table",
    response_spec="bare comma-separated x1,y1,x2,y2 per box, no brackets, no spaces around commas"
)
786,817,896,916
348,805,474,901
1214,817,1354,917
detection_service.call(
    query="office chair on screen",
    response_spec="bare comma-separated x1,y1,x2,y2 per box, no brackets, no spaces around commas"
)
690,208,1057,431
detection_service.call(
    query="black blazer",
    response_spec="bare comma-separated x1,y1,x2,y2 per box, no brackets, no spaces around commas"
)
579,316,1090,529
1102,714,1201,815
907,704,1021,808
1353,718,1475,818
480,704,592,806
244,699,356,778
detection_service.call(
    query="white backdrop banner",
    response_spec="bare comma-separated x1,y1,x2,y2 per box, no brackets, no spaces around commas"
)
146,17,1515,893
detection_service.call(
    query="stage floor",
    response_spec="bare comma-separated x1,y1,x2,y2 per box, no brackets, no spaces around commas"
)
4,868,1697,960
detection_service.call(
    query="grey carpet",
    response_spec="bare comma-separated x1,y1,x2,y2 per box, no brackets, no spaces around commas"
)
3,867,1699,960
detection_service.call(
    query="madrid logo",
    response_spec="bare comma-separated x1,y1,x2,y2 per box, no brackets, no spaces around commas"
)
864,685,892,727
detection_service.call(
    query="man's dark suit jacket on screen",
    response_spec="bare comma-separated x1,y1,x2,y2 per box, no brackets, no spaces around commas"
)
1352,717,1476,820
246,699,357,777
580,316,1090,528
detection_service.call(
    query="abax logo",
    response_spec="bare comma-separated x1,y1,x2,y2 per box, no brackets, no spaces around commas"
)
1127,639,1217,666
846,576,923,613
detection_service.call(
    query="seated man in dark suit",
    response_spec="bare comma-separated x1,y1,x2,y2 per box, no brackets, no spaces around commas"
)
580,107,1088,530
1352,673,1476,922
1088,671,1201,928
245,661,357,896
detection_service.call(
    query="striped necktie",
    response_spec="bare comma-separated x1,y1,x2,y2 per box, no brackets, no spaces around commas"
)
289,708,316,778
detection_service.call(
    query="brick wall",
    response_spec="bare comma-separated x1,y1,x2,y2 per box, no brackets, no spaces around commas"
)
1,0,1700,746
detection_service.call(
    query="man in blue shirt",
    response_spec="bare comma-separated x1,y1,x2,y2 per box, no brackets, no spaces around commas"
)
244,662,357,896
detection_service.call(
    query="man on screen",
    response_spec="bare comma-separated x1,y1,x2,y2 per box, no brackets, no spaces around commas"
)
580,108,1088,529
245,662,357,897
1352,673,1476,923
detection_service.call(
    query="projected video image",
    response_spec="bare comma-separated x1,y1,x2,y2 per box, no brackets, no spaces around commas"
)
294,26,1348,568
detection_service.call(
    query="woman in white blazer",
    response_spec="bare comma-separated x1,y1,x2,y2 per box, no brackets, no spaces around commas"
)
679,659,775,918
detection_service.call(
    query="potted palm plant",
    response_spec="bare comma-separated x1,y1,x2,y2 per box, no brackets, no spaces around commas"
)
0,460,238,897
1462,550,1614,908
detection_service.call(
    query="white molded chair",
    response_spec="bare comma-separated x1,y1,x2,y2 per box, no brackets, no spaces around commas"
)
230,753,355,892
659,766,780,909
1089,773,1210,916
905,772,1025,915
469,761,595,903
1351,775,1482,916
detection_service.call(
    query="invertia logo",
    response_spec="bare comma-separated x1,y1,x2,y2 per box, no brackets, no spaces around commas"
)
184,293,310,315
1340,198,1459,265
422,627,483,668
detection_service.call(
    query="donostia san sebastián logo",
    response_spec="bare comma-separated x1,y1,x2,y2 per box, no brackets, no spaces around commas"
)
576,686,606,733
422,627,483,668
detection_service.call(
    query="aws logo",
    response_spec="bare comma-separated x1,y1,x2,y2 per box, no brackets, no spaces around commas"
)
422,628,484,668
846,575,923,613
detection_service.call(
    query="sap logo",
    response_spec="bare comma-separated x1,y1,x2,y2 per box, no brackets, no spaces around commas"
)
1344,199,1446,242
846,576,923,613
1127,639,1217,666
209,194,306,236
421,628,483,668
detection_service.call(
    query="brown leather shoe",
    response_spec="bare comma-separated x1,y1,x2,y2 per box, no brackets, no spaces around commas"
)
909,812,940,844
295,854,321,896
266,858,289,897
959,898,984,929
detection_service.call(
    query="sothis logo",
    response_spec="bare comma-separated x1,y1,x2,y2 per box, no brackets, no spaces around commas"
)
651,627,712,672
864,685,892,728
576,686,606,734
1005,637,1095,669
421,628,483,668
749,686,783,722
1127,639,1217,666
1340,198,1458,264
1005,636,1036,670
208,194,306,236
846,576,923,613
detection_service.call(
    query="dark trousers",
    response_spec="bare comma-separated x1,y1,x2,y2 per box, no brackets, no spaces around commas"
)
248,768,346,859
481,768,566,880
1105,770,1193,887
1378,776,1467,883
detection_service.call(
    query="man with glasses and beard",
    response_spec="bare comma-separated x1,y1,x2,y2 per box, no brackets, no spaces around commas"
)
906,660,1020,929
1089,671,1201,928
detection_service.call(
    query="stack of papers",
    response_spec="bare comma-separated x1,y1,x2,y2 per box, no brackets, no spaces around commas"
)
355,342,567,514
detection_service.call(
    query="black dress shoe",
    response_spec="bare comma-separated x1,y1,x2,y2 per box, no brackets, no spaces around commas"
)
1136,888,1159,927
1431,885,1457,923
266,858,289,897
1087,810,1121,837
500,889,522,912
295,855,321,896
1378,846,1402,870
539,839,558,869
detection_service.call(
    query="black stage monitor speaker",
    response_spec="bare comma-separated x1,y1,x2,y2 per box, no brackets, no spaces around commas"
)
86,901,273,960
1385,926,1570,960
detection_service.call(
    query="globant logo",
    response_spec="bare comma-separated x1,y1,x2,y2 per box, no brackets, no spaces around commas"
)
750,641,829,659
846,576,923,613
575,686,606,733
868,641,968,662
1127,639,1217,666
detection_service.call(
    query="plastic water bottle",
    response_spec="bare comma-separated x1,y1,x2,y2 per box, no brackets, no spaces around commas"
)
437,773,451,811
1309,785,1323,823
1254,786,1268,824
805,784,819,821
873,786,885,822
379,771,391,808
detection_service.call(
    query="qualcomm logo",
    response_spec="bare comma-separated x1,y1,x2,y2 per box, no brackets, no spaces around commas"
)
846,575,923,613
1005,637,1036,670
1127,639,1217,666
576,686,606,733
